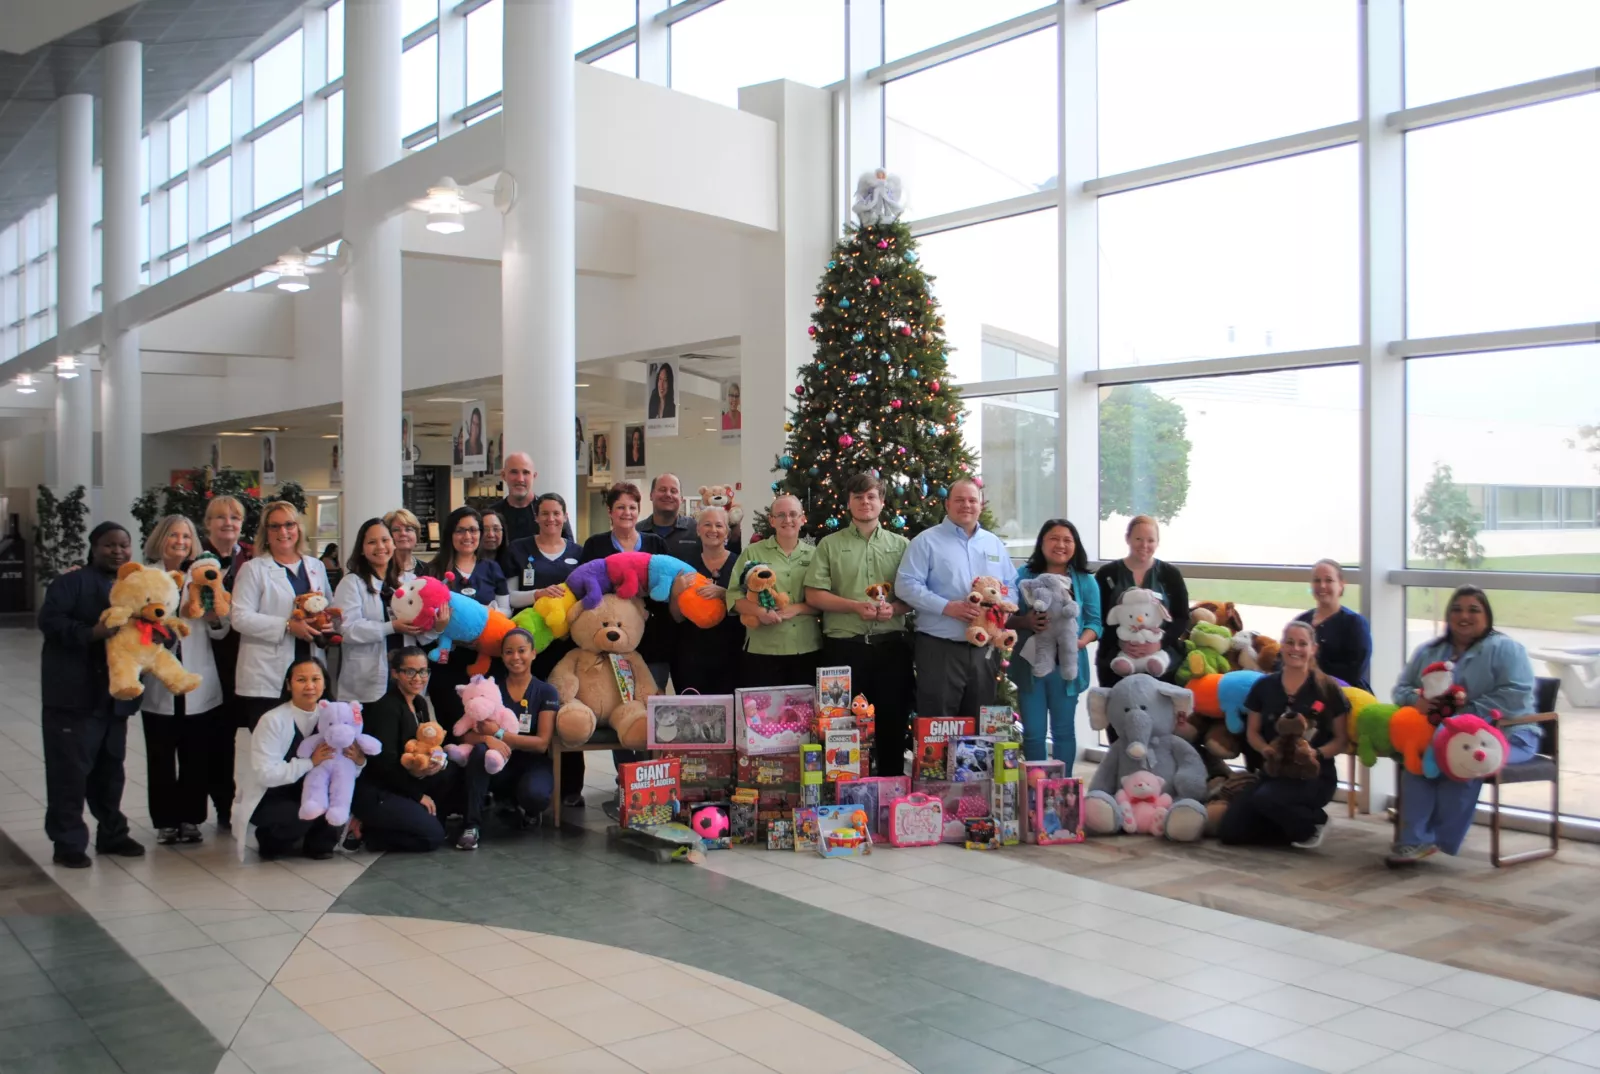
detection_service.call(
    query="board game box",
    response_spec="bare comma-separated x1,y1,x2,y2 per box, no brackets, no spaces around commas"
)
618,757,681,831
914,717,976,781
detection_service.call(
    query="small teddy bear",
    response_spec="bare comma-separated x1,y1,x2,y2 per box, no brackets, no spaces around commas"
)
292,591,342,646
698,484,743,530
964,575,1018,650
1262,710,1322,781
1115,769,1173,835
737,562,790,628
180,552,231,620
452,675,518,774
401,720,449,774
1419,661,1468,725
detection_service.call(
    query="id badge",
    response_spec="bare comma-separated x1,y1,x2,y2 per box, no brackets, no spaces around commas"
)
517,702,532,734
461,587,476,597
523,567,538,589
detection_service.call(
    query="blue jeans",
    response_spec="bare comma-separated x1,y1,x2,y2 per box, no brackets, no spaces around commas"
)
1012,659,1079,764
1397,739,1537,854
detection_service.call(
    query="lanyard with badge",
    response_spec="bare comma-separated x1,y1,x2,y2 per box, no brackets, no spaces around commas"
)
516,695,532,734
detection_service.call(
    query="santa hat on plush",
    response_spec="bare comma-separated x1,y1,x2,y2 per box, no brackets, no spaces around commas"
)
1419,661,1456,699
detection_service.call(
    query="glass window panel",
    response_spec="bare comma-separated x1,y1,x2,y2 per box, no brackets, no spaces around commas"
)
1099,366,1360,564
1566,488,1596,525
401,35,438,136
252,116,303,206
669,0,844,109
140,136,150,195
1098,0,1355,176
591,43,636,78
24,269,40,315
885,28,1057,220
139,201,149,264
167,110,188,177
252,200,302,233
961,390,1058,552
1099,146,1358,369
1406,95,1600,339
401,0,436,36
465,0,503,103
90,167,102,225
912,209,1058,386
253,30,304,125
885,0,1044,64
206,81,232,154
574,0,633,50
327,0,344,82
1408,346,1600,568
207,233,231,258
205,158,232,232
89,229,100,289
166,181,187,251
326,91,344,174
167,250,188,274
1404,0,1600,107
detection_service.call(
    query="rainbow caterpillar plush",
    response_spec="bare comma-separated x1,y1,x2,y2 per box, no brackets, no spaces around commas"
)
534,554,727,640
1352,702,1510,781
390,575,516,677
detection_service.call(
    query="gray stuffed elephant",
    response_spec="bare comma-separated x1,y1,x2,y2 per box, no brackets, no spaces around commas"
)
1083,674,1209,842
1018,574,1079,680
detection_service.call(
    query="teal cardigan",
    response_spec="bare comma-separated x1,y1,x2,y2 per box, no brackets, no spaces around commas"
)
1009,565,1101,694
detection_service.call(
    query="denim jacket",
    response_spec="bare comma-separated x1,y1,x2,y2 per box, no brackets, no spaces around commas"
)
1392,632,1540,756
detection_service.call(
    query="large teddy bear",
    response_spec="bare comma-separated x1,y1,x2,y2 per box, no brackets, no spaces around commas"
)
1084,674,1208,841
699,484,743,530
1017,573,1079,679
295,701,381,826
101,562,204,701
545,593,659,749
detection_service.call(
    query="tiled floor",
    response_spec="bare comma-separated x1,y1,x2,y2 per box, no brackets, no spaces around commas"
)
2,622,1599,1074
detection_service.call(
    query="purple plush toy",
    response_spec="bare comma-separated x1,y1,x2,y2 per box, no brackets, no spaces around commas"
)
566,557,614,611
296,700,381,826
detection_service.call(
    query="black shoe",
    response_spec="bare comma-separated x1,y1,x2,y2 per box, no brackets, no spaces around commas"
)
179,823,204,844
305,848,335,861
53,848,91,869
342,832,363,852
96,835,145,858
214,805,231,832
156,828,180,846
601,798,620,821
561,793,586,809
455,826,480,851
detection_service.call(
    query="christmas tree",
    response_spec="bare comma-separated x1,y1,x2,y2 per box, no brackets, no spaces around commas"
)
762,171,978,538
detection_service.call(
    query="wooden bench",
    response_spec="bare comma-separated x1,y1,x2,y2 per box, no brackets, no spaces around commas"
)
550,727,622,828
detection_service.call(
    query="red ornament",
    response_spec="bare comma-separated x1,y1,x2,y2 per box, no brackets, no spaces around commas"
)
807,326,817,337
839,434,855,447
931,380,940,391
868,276,881,287
890,399,902,409
877,240,889,249
973,476,983,488
899,326,912,336
795,386,806,396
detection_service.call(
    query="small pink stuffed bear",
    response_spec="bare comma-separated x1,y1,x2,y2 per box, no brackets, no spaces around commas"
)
1115,769,1173,835
296,701,382,826
452,674,519,774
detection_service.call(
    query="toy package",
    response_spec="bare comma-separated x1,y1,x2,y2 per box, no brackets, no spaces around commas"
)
949,736,997,783
914,717,976,780
817,666,852,717
800,743,824,805
979,706,1020,742
850,695,878,773
738,752,801,789
689,802,731,850
1021,760,1068,843
964,817,999,851
1033,777,1085,846
815,804,873,858
793,807,821,852
657,749,736,789
835,776,910,839
888,792,943,847
824,729,861,783
914,779,994,843
993,741,1021,845
618,757,681,831
647,695,736,750
728,800,757,845
735,686,816,756
767,818,794,850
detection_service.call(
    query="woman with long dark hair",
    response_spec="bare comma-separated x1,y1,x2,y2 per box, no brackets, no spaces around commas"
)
238,656,350,860
334,519,427,705
424,506,507,728
1008,519,1101,764
648,363,676,420
1387,586,1537,866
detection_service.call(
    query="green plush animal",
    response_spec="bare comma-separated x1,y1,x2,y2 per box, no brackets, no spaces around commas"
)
1354,702,1400,767
511,606,555,655
1178,622,1233,684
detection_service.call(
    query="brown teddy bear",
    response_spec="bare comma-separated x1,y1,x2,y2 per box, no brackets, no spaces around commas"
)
180,552,231,620
401,720,448,774
1261,712,1321,780
292,591,343,646
965,575,1018,649
1189,601,1244,633
546,593,659,749
101,562,204,701
736,562,790,628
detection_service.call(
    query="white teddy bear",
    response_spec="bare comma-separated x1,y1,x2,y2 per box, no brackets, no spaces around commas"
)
1106,587,1172,678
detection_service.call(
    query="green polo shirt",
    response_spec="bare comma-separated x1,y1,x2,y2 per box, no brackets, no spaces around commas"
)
727,537,821,656
804,523,910,639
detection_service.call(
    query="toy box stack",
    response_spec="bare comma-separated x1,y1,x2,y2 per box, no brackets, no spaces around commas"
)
815,667,876,776
647,695,737,807
733,685,816,840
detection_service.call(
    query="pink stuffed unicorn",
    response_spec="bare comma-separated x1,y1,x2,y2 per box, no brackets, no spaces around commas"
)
296,701,381,826
452,675,518,774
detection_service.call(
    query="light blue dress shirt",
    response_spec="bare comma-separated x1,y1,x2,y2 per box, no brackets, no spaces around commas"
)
895,519,1019,642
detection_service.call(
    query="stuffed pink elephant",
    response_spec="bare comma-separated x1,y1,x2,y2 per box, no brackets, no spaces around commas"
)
451,675,518,774
1114,769,1173,835
296,701,381,826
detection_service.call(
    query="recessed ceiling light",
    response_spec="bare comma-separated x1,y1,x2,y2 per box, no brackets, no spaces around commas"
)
218,431,254,437
426,397,472,403
13,374,36,394
247,426,287,432
321,434,339,440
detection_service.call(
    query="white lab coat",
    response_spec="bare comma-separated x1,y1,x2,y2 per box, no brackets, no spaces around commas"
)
230,554,332,699
333,573,394,704
141,579,230,715
234,699,320,861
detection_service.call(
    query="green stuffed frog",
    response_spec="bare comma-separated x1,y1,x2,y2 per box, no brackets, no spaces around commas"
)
1177,622,1233,684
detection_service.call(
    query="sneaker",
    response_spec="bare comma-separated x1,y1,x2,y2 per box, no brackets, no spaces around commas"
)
178,823,204,844
306,848,335,861
1386,843,1438,866
52,848,91,869
455,826,481,851
95,835,146,858
342,831,363,852
561,793,586,809
156,827,181,846
1291,824,1326,850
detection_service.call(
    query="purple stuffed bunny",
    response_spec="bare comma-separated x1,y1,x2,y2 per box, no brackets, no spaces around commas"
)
565,557,614,611
296,700,381,826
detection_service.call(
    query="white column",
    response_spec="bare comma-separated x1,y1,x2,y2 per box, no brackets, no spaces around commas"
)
54,93,94,494
100,41,142,526
341,0,404,549
501,0,576,506
1359,0,1407,812
636,0,669,85
843,0,884,224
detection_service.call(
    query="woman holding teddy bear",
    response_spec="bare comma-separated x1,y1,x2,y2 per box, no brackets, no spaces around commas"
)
1008,519,1101,765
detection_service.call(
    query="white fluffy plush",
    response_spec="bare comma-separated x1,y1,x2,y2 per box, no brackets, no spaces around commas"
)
852,169,905,226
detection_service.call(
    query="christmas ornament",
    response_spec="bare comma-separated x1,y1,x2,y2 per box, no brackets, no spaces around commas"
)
904,250,919,263
839,434,854,446
809,467,819,475
825,411,838,423
807,326,817,337
827,260,836,269
877,239,889,249
868,276,881,287
838,297,851,308
937,486,948,497
795,385,805,396
931,380,940,391
973,476,983,487
890,399,902,409
852,332,865,343
910,368,920,377
783,422,793,432
826,517,841,529
899,325,912,336
779,455,793,469
878,351,891,362
770,482,781,492
892,515,907,529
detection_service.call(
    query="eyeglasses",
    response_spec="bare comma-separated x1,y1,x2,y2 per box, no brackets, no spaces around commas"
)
772,512,803,521
455,527,481,536
267,522,298,532
395,667,431,679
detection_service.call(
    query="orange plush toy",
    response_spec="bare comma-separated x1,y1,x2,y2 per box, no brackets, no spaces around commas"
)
180,552,231,620
102,563,204,701
1389,706,1436,775
401,721,448,774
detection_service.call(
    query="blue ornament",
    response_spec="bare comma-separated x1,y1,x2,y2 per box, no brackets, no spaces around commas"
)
771,482,781,492
826,517,841,529
937,486,948,497
852,332,865,343
910,368,920,377
828,260,837,269
904,251,919,263
838,297,851,309
779,455,794,469
878,351,891,362
809,467,819,475
920,481,928,496
892,515,907,529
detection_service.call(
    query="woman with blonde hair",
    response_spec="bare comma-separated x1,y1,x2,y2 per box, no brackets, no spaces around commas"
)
200,495,251,829
140,515,230,845
383,508,424,583
1094,514,1189,689
230,501,333,731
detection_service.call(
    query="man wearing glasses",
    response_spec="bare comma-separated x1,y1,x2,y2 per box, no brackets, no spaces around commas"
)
804,474,915,777
349,647,493,852
727,494,822,688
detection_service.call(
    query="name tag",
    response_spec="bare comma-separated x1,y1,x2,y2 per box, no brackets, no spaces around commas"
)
523,568,538,588
986,553,1001,563
517,700,532,734
461,587,476,597
564,557,578,565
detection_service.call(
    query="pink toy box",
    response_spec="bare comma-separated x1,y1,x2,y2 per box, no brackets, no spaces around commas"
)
735,686,816,757
1032,777,1085,846
1020,760,1067,843
888,792,943,847
913,779,994,843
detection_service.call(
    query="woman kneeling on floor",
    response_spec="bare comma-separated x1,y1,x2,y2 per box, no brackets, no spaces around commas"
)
1219,620,1349,850
352,647,493,852
241,657,354,860
476,628,559,827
